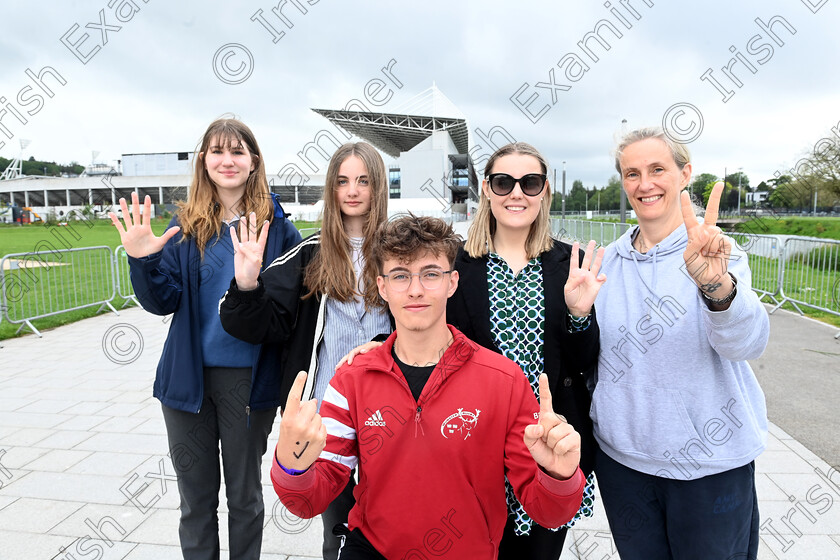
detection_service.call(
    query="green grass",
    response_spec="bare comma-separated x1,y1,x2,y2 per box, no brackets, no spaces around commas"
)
736,216,840,240
0,218,320,340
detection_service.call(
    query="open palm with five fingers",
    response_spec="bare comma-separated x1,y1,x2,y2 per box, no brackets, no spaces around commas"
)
523,374,581,480
230,212,269,291
109,192,180,258
680,182,734,297
563,240,607,318
275,371,327,472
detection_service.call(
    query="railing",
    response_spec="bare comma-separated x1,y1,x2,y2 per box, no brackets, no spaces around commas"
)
773,237,840,331
731,233,783,307
554,221,840,339
2,229,838,339
551,218,632,248
114,245,138,308
0,246,119,337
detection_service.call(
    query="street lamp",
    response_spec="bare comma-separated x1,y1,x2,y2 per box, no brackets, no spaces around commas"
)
561,161,566,220
620,119,628,223
737,167,742,215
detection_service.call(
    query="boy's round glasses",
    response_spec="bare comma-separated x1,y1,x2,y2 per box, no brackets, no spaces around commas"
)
380,269,453,291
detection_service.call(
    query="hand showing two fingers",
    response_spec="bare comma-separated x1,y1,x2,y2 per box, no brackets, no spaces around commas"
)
680,182,733,295
524,374,581,480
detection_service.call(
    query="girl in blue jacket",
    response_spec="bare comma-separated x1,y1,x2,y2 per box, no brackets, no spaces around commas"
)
109,117,301,560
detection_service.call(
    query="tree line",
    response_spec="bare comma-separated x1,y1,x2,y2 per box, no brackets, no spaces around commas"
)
551,130,840,214
0,156,86,178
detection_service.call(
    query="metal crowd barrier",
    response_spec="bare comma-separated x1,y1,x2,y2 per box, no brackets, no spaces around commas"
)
298,228,319,239
773,236,840,339
551,218,631,247
2,225,838,340
0,246,119,337
114,245,139,308
731,233,783,306
555,220,839,338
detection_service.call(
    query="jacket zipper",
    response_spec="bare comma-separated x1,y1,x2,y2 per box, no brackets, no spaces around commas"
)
414,405,424,437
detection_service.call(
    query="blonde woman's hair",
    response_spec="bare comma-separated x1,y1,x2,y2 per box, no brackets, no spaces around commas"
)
614,126,691,173
464,142,554,259
303,142,389,309
176,118,273,258
614,126,702,212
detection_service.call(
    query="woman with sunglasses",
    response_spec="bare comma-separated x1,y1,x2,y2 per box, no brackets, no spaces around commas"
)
448,142,605,558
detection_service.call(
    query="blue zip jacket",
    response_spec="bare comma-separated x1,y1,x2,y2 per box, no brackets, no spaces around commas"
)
127,194,302,414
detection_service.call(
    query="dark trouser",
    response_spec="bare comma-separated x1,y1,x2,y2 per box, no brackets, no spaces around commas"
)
322,473,357,560
498,517,568,560
335,527,387,560
161,367,276,560
595,447,759,560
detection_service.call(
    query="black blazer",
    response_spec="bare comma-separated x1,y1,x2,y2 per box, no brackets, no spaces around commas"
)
446,240,599,475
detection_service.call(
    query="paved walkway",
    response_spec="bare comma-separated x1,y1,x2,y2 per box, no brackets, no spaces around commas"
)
1,305,839,559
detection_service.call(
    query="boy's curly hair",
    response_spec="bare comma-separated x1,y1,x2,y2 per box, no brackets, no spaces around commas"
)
369,214,462,303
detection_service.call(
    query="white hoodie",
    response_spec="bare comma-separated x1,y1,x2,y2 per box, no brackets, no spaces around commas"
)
590,223,769,480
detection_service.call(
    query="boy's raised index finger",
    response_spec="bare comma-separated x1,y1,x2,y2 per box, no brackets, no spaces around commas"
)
284,371,308,413
538,373,552,415
704,182,724,226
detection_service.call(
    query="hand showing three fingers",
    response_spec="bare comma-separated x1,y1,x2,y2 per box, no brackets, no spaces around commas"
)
563,240,607,318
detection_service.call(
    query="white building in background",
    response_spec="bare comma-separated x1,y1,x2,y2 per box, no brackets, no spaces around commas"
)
122,152,194,176
746,191,769,205
1,86,490,222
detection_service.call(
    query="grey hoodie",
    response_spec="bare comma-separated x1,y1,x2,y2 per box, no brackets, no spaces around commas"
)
590,223,769,480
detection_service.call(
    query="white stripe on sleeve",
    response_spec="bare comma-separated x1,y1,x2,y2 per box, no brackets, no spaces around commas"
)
323,385,349,411
323,417,356,440
320,450,359,470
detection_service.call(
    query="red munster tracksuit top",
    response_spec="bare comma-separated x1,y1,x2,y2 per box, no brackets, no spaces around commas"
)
272,326,585,560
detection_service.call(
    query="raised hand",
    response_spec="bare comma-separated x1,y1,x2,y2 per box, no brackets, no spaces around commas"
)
335,341,383,369
563,240,606,317
109,192,180,258
680,182,734,297
231,212,269,291
524,374,581,480
275,371,327,472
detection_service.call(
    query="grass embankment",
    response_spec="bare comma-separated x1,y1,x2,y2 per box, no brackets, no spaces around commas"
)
0,218,319,340
735,217,840,240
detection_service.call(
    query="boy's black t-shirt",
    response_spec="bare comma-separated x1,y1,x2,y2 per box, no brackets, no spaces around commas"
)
392,347,435,402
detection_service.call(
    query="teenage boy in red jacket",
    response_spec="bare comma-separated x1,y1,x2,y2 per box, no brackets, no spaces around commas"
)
271,215,585,559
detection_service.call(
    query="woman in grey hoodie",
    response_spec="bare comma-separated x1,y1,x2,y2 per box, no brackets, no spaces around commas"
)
590,127,769,560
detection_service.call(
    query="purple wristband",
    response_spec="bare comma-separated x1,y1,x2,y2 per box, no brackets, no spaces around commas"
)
276,455,309,476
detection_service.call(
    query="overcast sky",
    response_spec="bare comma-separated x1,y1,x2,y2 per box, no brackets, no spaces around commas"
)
1,0,838,192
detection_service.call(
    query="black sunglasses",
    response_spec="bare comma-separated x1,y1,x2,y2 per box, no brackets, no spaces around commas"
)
486,173,547,197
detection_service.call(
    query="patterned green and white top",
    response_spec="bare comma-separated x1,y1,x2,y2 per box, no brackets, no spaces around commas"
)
486,252,596,536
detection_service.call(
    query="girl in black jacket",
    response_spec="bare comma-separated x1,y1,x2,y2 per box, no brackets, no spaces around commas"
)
219,142,391,560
